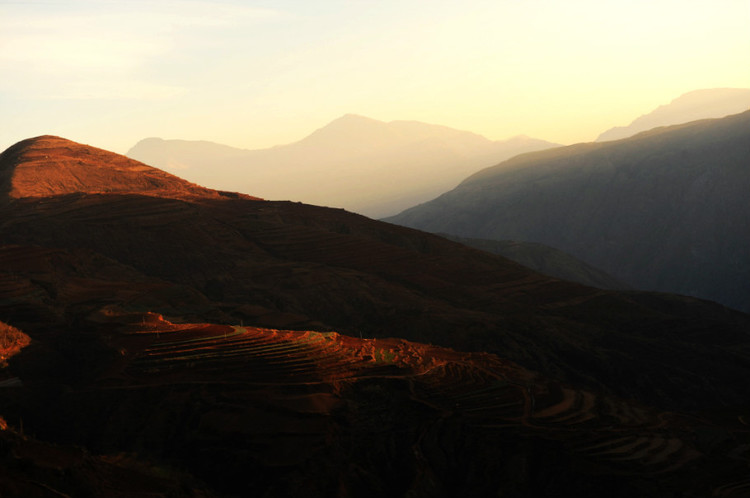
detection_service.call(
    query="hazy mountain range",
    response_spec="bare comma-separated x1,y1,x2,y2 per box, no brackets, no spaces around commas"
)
127,114,558,218
596,88,750,141
387,109,750,313
2,135,750,496
126,88,749,220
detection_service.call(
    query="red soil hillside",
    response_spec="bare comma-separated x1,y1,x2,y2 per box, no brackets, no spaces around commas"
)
1,136,750,415
0,320,29,365
0,135,260,201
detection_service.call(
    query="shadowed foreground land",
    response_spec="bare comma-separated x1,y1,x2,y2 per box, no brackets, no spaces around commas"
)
3,316,750,497
1,136,750,496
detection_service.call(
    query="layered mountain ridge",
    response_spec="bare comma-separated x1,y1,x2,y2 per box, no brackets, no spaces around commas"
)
127,115,558,217
1,136,750,497
4,134,750,405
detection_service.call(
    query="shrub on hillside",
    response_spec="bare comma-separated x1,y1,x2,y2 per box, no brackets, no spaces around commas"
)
0,321,31,364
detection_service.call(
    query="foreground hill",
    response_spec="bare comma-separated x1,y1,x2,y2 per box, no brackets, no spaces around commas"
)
127,114,558,217
388,110,750,313
0,135,258,202
2,136,750,496
597,88,750,142
3,136,750,407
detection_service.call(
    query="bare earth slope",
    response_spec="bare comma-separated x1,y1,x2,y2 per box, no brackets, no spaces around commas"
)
387,110,750,313
0,135,259,201
1,136,750,496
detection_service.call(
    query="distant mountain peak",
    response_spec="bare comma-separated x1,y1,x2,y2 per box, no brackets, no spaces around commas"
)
597,88,750,142
132,137,166,146
0,135,257,201
308,113,385,132
126,116,559,217
669,87,750,103
338,113,378,121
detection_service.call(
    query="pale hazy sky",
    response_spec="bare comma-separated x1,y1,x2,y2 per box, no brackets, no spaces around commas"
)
1,0,748,154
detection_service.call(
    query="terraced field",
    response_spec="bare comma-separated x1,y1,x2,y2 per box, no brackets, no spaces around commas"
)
2,315,749,497
106,322,750,495
129,326,371,382
411,360,707,477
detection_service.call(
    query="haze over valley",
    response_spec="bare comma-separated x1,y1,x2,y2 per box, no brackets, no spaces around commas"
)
127,115,558,217
2,1,750,496
127,88,750,218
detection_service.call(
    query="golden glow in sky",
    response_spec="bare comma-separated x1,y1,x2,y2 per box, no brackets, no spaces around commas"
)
1,0,749,153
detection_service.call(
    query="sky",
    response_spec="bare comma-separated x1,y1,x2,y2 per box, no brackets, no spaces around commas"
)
1,0,749,154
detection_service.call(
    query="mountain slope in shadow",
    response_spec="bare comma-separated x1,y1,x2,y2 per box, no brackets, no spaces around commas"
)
3,135,750,409
1,135,750,496
439,234,628,290
387,110,750,313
